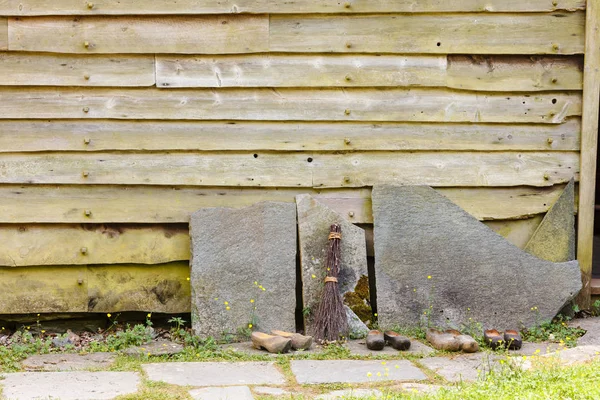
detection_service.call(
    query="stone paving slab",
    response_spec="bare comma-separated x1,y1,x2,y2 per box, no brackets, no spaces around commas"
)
222,341,322,357
142,362,286,386
346,339,434,356
291,360,426,384
511,342,562,356
253,386,289,396
21,353,116,372
315,389,383,399
570,317,600,345
400,383,443,394
0,372,140,400
189,386,254,400
123,340,184,357
420,353,501,382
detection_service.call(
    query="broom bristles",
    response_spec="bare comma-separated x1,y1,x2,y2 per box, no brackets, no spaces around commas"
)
313,224,348,342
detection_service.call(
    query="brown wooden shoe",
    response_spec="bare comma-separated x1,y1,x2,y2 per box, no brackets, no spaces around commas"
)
365,330,385,350
484,329,504,350
504,330,523,350
426,328,461,352
445,329,479,353
251,332,292,354
271,330,313,350
384,331,411,351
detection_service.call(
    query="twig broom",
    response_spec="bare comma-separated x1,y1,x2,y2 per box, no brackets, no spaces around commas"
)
313,224,348,342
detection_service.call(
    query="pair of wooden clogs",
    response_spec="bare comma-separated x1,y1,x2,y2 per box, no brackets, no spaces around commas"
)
366,330,411,351
484,329,523,350
426,328,479,353
251,330,313,354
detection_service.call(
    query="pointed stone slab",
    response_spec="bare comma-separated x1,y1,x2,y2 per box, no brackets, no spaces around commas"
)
372,185,582,330
296,194,368,332
190,202,296,339
525,179,575,262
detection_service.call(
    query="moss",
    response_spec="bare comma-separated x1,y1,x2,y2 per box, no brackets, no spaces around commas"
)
343,291,372,323
354,275,370,300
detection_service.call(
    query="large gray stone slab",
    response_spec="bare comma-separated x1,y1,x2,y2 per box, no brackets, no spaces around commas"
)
189,386,254,400
123,339,184,357
525,179,575,262
296,194,368,331
0,372,140,400
290,360,426,384
420,354,500,382
142,362,286,386
21,353,115,371
315,389,383,399
190,202,297,339
372,185,582,330
570,317,600,345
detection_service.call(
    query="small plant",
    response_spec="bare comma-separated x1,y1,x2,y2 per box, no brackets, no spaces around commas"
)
167,317,187,342
521,315,585,347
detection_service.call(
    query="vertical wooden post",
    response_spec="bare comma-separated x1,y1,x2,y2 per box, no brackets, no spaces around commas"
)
576,0,600,309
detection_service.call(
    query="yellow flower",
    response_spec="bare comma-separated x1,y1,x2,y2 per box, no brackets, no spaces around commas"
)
186,277,190,281
413,288,416,292
311,274,316,279
37,314,40,317
248,324,253,328
214,298,219,301
147,353,151,357
535,349,541,354
107,313,111,318
226,306,231,310
250,299,255,303
147,313,151,318
384,372,389,377
376,372,381,377
366,372,372,377
566,336,571,341
262,287,266,291
196,353,200,357
254,281,258,285
41,330,46,333
427,275,432,279
381,361,387,365
395,365,399,369
374,313,378,317
224,301,229,305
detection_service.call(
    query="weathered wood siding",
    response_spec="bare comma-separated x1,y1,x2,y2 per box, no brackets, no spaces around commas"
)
0,2,586,313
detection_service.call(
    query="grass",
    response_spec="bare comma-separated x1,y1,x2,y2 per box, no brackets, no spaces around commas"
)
114,380,192,400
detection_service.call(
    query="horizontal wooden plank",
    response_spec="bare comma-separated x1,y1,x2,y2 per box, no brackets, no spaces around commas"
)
0,88,581,123
8,16,269,54
0,224,188,266
0,0,586,15
157,55,583,91
0,265,88,313
0,119,581,153
313,152,579,188
0,53,155,86
0,152,579,187
0,18,6,50
0,185,572,224
0,263,189,313
447,55,584,92
270,12,585,55
87,263,190,313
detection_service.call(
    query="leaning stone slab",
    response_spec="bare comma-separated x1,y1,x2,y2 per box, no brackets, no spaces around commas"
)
189,386,255,400
316,389,383,400
21,352,115,371
525,179,575,262
296,194,368,331
143,362,286,386
190,202,297,339
0,371,140,400
123,339,184,357
290,360,426,384
372,185,582,330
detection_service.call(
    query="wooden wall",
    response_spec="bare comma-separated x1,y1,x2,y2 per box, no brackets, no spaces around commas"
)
0,1,587,314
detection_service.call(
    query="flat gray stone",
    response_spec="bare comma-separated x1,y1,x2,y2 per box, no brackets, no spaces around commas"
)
346,306,369,339
525,179,575,262
189,386,254,400
221,341,323,357
372,185,582,330
315,389,383,400
0,371,140,400
290,360,426,384
21,353,115,371
570,317,600,345
253,387,289,396
420,354,500,382
296,195,368,331
190,202,297,339
123,339,184,357
510,341,562,356
346,339,434,356
542,345,600,365
143,362,286,386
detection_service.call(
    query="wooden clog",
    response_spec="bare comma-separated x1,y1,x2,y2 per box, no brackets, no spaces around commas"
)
365,330,385,350
384,331,411,351
483,329,504,350
504,330,523,350
251,332,292,354
271,330,313,350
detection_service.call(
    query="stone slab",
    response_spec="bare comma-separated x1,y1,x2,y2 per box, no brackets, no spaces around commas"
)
123,339,184,357
570,317,600,345
21,353,115,371
420,354,501,382
315,389,383,400
372,185,582,330
142,362,286,386
290,360,426,384
400,383,442,394
542,345,600,365
296,194,368,331
511,342,562,356
0,372,140,400
346,339,435,356
525,179,575,262
221,341,323,357
190,202,297,339
189,386,254,400
253,386,289,396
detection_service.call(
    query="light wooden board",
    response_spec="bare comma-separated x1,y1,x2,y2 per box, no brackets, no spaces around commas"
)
8,16,269,54
157,54,583,91
0,266,87,313
87,263,190,313
576,0,600,309
0,152,579,187
0,18,6,50
0,0,586,14
0,185,572,224
269,12,585,55
0,119,581,153
0,53,155,86
447,55,584,92
0,224,189,266
312,152,579,188
0,88,581,123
